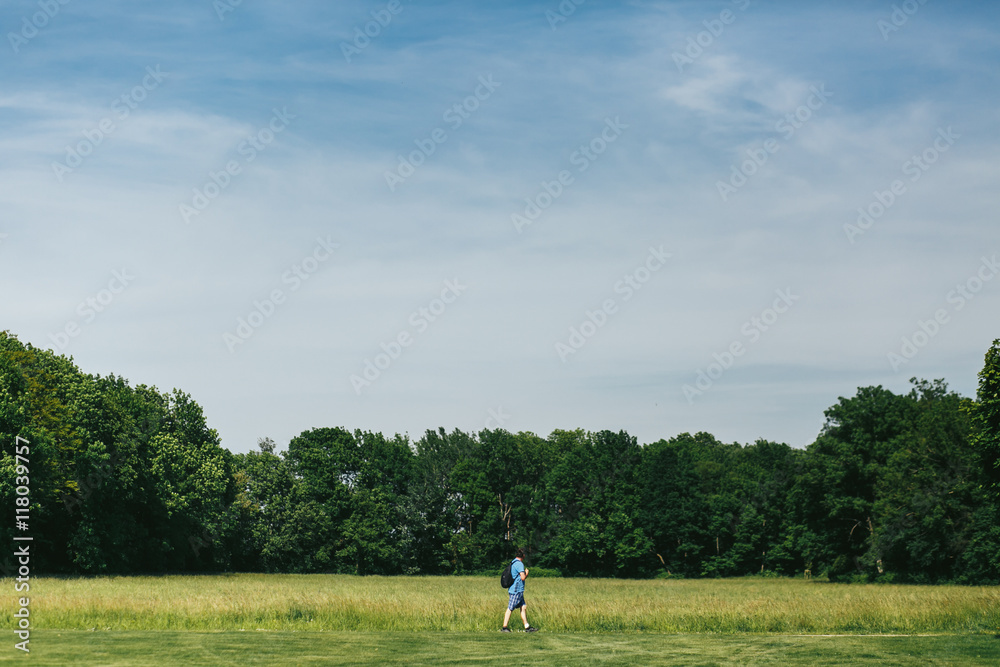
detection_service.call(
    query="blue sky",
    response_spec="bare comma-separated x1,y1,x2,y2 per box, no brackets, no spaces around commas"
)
3,0,998,452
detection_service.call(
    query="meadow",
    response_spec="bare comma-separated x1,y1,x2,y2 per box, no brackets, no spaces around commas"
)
2,575,999,664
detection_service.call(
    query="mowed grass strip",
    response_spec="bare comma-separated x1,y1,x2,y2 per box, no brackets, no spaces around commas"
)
7,631,1000,666
3,575,999,634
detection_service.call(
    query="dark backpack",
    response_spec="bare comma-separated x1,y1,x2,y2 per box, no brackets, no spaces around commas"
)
500,559,517,588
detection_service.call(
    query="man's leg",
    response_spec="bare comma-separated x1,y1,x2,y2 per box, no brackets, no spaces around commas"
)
520,603,529,628
503,607,512,628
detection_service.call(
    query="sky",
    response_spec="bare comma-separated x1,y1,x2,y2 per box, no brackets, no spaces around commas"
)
2,0,998,454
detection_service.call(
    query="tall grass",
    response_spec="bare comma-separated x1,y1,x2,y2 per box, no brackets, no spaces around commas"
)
5,575,999,634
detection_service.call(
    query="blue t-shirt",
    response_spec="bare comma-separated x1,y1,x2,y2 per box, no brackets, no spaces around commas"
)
508,558,525,594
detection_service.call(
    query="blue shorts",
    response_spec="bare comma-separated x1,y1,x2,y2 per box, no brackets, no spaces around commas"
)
508,591,526,610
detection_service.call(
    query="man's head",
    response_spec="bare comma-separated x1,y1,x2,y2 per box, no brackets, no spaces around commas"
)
515,547,526,560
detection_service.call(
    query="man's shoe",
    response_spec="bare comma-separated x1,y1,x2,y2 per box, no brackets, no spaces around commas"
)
524,626,538,633
500,627,512,633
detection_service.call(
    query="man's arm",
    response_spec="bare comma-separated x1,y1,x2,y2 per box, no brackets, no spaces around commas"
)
520,568,528,581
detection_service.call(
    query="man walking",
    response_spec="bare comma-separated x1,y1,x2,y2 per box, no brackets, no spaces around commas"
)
501,548,537,633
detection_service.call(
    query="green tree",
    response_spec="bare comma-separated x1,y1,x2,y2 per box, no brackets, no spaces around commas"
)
283,427,360,571
544,430,651,577
958,339,1000,582
968,339,1000,488
791,385,918,580
639,433,714,577
0,334,82,573
338,430,415,575
867,380,975,582
150,390,235,570
706,439,800,577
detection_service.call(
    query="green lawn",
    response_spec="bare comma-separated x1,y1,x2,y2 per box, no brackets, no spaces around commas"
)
2,631,999,666
2,575,998,664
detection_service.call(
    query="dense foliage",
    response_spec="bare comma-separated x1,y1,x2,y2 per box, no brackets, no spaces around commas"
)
2,331,999,583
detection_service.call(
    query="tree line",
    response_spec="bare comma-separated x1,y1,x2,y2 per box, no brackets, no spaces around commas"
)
2,330,999,583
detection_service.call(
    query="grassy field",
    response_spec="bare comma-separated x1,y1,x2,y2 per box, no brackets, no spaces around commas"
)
7,574,998,633
1,575,998,664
